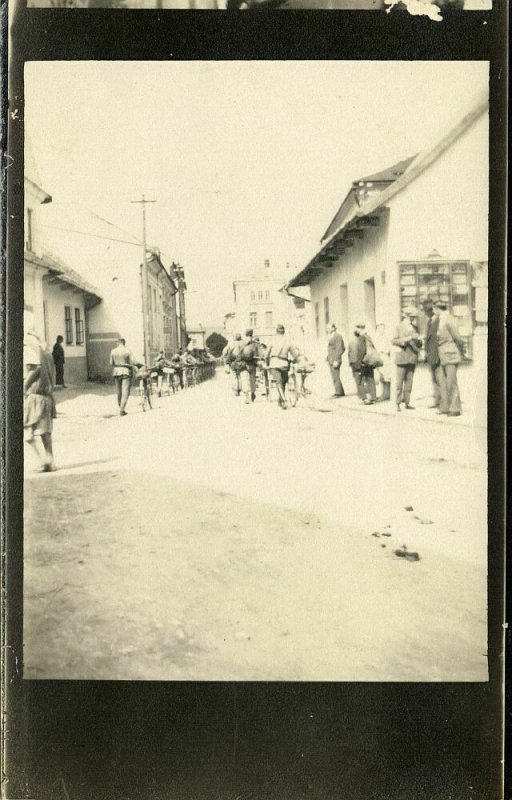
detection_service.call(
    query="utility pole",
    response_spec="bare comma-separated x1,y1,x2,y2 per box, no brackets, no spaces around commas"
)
131,194,156,366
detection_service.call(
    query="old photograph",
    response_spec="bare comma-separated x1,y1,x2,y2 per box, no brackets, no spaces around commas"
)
23,60,489,682
24,0,493,12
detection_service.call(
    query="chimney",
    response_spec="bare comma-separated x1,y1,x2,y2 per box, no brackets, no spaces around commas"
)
264,259,270,272
286,262,290,270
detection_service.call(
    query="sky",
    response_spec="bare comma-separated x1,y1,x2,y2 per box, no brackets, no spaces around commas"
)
25,61,488,326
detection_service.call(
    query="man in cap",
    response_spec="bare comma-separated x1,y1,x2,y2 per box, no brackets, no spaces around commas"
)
348,323,377,404
266,324,301,409
326,322,346,398
223,333,244,396
239,328,261,403
110,337,140,416
391,307,423,411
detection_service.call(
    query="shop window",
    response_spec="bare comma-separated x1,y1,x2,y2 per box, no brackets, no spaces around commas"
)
75,307,84,346
64,306,73,345
398,260,473,357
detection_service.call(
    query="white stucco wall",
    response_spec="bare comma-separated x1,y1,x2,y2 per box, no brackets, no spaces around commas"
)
308,212,391,342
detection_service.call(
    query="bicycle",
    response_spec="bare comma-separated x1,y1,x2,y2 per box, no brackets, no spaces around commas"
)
135,367,156,412
286,361,315,408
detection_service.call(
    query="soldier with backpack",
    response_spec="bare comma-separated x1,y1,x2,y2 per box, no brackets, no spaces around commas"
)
223,333,244,396
238,329,261,404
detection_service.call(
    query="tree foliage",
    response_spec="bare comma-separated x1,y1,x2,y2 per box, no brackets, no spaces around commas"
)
206,332,228,358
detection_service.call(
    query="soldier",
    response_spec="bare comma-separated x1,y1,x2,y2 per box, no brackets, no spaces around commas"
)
110,337,139,416
224,333,244,396
239,329,261,403
266,324,301,410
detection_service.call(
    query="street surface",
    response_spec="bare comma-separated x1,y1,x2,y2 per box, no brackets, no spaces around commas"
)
24,371,487,681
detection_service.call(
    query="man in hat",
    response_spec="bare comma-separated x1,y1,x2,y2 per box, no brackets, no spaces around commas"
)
422,299,448,414
434,300,465,416
266,324,301,409
391,307,423,411
348,323,377,404
52,335,66,388
325,322,346,398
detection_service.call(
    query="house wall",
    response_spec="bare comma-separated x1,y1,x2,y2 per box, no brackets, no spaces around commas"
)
234,270,305,346
309,213,390,344
43,279,88,382
385,109,488,414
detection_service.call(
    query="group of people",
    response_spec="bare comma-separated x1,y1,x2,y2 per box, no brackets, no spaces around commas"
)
224,300,466,416
327,302,466,414
110,338,216,416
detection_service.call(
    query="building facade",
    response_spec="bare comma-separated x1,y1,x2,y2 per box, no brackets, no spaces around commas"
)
286,94,488,413
39,204,181,379
232,260,311,347
24,176,102,383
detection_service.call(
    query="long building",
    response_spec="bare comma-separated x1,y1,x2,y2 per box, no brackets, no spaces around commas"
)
285,93,488,413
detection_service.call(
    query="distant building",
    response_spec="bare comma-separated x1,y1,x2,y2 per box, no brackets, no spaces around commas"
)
186,324,206,350
39,203,181,379
286,93,488,412
232,260,311,347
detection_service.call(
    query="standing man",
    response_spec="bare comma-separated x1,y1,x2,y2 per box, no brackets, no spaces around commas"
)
422,299,448,414
110,337,138,416
435,301,466,417
326,323,346,398
266,324,301,410
392,307,422,412
52,335,66,388
239,329,261,404
348,323,377,405
224,333,244,396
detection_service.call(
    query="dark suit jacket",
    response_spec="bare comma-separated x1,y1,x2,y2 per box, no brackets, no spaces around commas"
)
327,332,345,365
424,315,440,367
348,335,366,371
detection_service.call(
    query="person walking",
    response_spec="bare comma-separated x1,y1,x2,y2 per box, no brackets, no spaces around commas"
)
435,301,466,416
239,329,261,403
224,333,245,396
392,307,422,411
373,323,391,402
24,330,57,472
326,323,346,398
422,299,448,414
110,337,138,416
266,324,301,409
52,335,66,388
348,323,377,405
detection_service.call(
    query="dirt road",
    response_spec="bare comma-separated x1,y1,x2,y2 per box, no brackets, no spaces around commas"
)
24,373,487,680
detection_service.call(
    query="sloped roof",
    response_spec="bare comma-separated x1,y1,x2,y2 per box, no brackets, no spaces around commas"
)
25,249,102,305
321,155,416,243
358,156,416,184
287,92,488,289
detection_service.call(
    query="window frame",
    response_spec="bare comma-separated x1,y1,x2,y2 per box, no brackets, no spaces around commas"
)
74,307,84,346
64,306,73,345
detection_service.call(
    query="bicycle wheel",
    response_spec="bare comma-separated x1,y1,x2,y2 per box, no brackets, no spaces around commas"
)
139,384,148,412
286,372,298,408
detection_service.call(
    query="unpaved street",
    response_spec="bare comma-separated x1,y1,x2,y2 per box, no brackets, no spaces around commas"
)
24,373,487,681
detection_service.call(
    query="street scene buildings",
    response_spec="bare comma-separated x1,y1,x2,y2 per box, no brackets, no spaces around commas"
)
22,61,490,682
